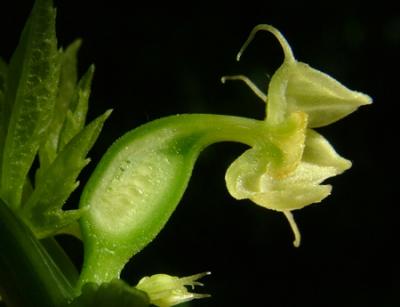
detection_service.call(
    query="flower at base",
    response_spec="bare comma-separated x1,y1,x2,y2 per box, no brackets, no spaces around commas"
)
136,272,211,307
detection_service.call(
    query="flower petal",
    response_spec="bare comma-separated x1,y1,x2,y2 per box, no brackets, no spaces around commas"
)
303,129,352,173
253,161,336,210
248,25,372,127
225,147,269,201
225,129,351,211
285,62,372,127
225,111,308,201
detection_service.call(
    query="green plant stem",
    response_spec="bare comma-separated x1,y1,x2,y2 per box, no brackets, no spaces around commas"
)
0,200,75,307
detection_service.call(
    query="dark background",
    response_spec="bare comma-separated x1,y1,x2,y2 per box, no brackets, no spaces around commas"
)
1,1,398,307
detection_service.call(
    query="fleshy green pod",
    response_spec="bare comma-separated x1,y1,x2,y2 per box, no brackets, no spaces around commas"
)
78,114,271,285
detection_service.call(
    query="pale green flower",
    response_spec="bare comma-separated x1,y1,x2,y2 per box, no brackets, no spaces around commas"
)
223,25,371,247
136,272,210,307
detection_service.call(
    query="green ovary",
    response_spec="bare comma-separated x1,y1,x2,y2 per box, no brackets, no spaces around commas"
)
91,152,179,235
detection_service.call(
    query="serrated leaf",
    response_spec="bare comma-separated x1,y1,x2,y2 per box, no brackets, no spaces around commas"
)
70,280,149,307
0,0,60,209
22,110,111,238
39,39,82,169
28,208,83,238
58,65,94,151
0,200,76,306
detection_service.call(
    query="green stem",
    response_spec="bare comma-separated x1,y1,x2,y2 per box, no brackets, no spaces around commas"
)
0,200,75,307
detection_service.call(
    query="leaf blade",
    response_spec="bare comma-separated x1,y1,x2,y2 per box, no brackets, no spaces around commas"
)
0,0,60,209
39,39,82,169
0,57,8,178
23,110,112,238
58,65,94,152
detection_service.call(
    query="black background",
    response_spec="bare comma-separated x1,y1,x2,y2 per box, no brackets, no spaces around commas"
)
1,1,398,307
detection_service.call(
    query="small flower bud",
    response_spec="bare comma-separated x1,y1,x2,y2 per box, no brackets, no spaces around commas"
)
136,272,211,307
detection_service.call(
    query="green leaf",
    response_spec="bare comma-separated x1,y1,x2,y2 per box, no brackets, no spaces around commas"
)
39,39,82,169
0,0,60,209
0,57,8,178
22,110,111,238
0,57,6,94
58,65,94,152
0,200,75,307
41,237,80,286
70,280,149,307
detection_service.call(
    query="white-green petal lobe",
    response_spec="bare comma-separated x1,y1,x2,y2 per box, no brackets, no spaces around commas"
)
251,183,332,211
303,129,352,173
225,129,352,211
253,161,336,210
285,62,372,127
225,147,270,201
